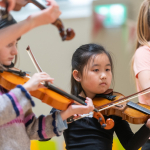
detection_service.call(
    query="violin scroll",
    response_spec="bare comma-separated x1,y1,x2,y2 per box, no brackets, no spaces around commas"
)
52,19,75,41
93,111,114,130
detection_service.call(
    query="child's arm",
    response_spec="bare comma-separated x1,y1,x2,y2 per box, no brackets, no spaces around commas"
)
134,47,150,99
0,0,61,48
0,85,34,126
24,109,67,139
138,71,150,98
115,116,150,150
24,98,94,140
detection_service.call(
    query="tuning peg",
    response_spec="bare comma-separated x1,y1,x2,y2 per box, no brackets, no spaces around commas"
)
101,124,107,128
98,118,102,123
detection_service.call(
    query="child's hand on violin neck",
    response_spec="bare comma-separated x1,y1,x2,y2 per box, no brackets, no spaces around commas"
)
23,72,54,92
69,97,94,116
30,0,61,26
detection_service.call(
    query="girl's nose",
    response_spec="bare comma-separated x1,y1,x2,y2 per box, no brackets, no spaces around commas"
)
100,72,106,79
11,46,18,55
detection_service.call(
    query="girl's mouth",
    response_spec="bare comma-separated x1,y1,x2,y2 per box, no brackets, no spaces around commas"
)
8,58,14,61
100,82,106,86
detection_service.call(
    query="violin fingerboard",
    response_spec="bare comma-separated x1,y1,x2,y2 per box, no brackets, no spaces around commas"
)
127,101,150,115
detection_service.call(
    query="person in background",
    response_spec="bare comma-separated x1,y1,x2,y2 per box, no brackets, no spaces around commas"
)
132,0,150,149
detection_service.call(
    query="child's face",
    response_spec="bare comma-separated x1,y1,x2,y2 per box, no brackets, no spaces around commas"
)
80,53,112,98
0,40,18,66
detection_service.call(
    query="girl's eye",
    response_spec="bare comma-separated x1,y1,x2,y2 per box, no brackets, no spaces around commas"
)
7,43,13,47
106,69,111,71
93,69,99,72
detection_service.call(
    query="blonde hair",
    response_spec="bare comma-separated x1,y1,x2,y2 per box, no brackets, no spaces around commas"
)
136,0,150,49
132,0,150,69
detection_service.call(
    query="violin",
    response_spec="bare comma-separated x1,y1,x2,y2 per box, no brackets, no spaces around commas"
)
3,0,75,41
0,67,95,111
69,89,150,130
93,91,150,125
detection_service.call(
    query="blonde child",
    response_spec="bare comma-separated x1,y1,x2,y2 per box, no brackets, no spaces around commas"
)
132,0,150,149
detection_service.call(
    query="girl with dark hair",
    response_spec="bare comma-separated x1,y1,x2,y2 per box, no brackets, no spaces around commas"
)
0,12,95,150
50,43,150,150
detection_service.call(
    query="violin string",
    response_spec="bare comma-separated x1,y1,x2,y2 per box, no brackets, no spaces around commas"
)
72,89,150,122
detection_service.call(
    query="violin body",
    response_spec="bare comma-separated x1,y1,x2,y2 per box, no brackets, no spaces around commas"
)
0,71,73,110
123,103,150,124
93,92,150,125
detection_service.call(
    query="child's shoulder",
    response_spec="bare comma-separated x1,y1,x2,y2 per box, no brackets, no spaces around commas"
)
135,44,150,57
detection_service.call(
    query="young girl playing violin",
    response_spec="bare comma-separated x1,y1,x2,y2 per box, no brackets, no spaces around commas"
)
51,43,150,150
0,14,95,150
132,0,150,149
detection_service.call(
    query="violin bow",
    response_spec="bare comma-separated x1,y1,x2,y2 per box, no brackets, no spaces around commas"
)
26,46,99,112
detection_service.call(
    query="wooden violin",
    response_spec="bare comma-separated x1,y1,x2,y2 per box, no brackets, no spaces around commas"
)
93,91,150,124
0,67,95,111
70,88,150,130
3,0,75,41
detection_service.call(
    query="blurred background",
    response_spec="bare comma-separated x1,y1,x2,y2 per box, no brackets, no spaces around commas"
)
10,0,144,149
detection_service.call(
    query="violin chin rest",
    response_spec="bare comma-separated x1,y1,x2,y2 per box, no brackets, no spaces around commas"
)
103,89,113,95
